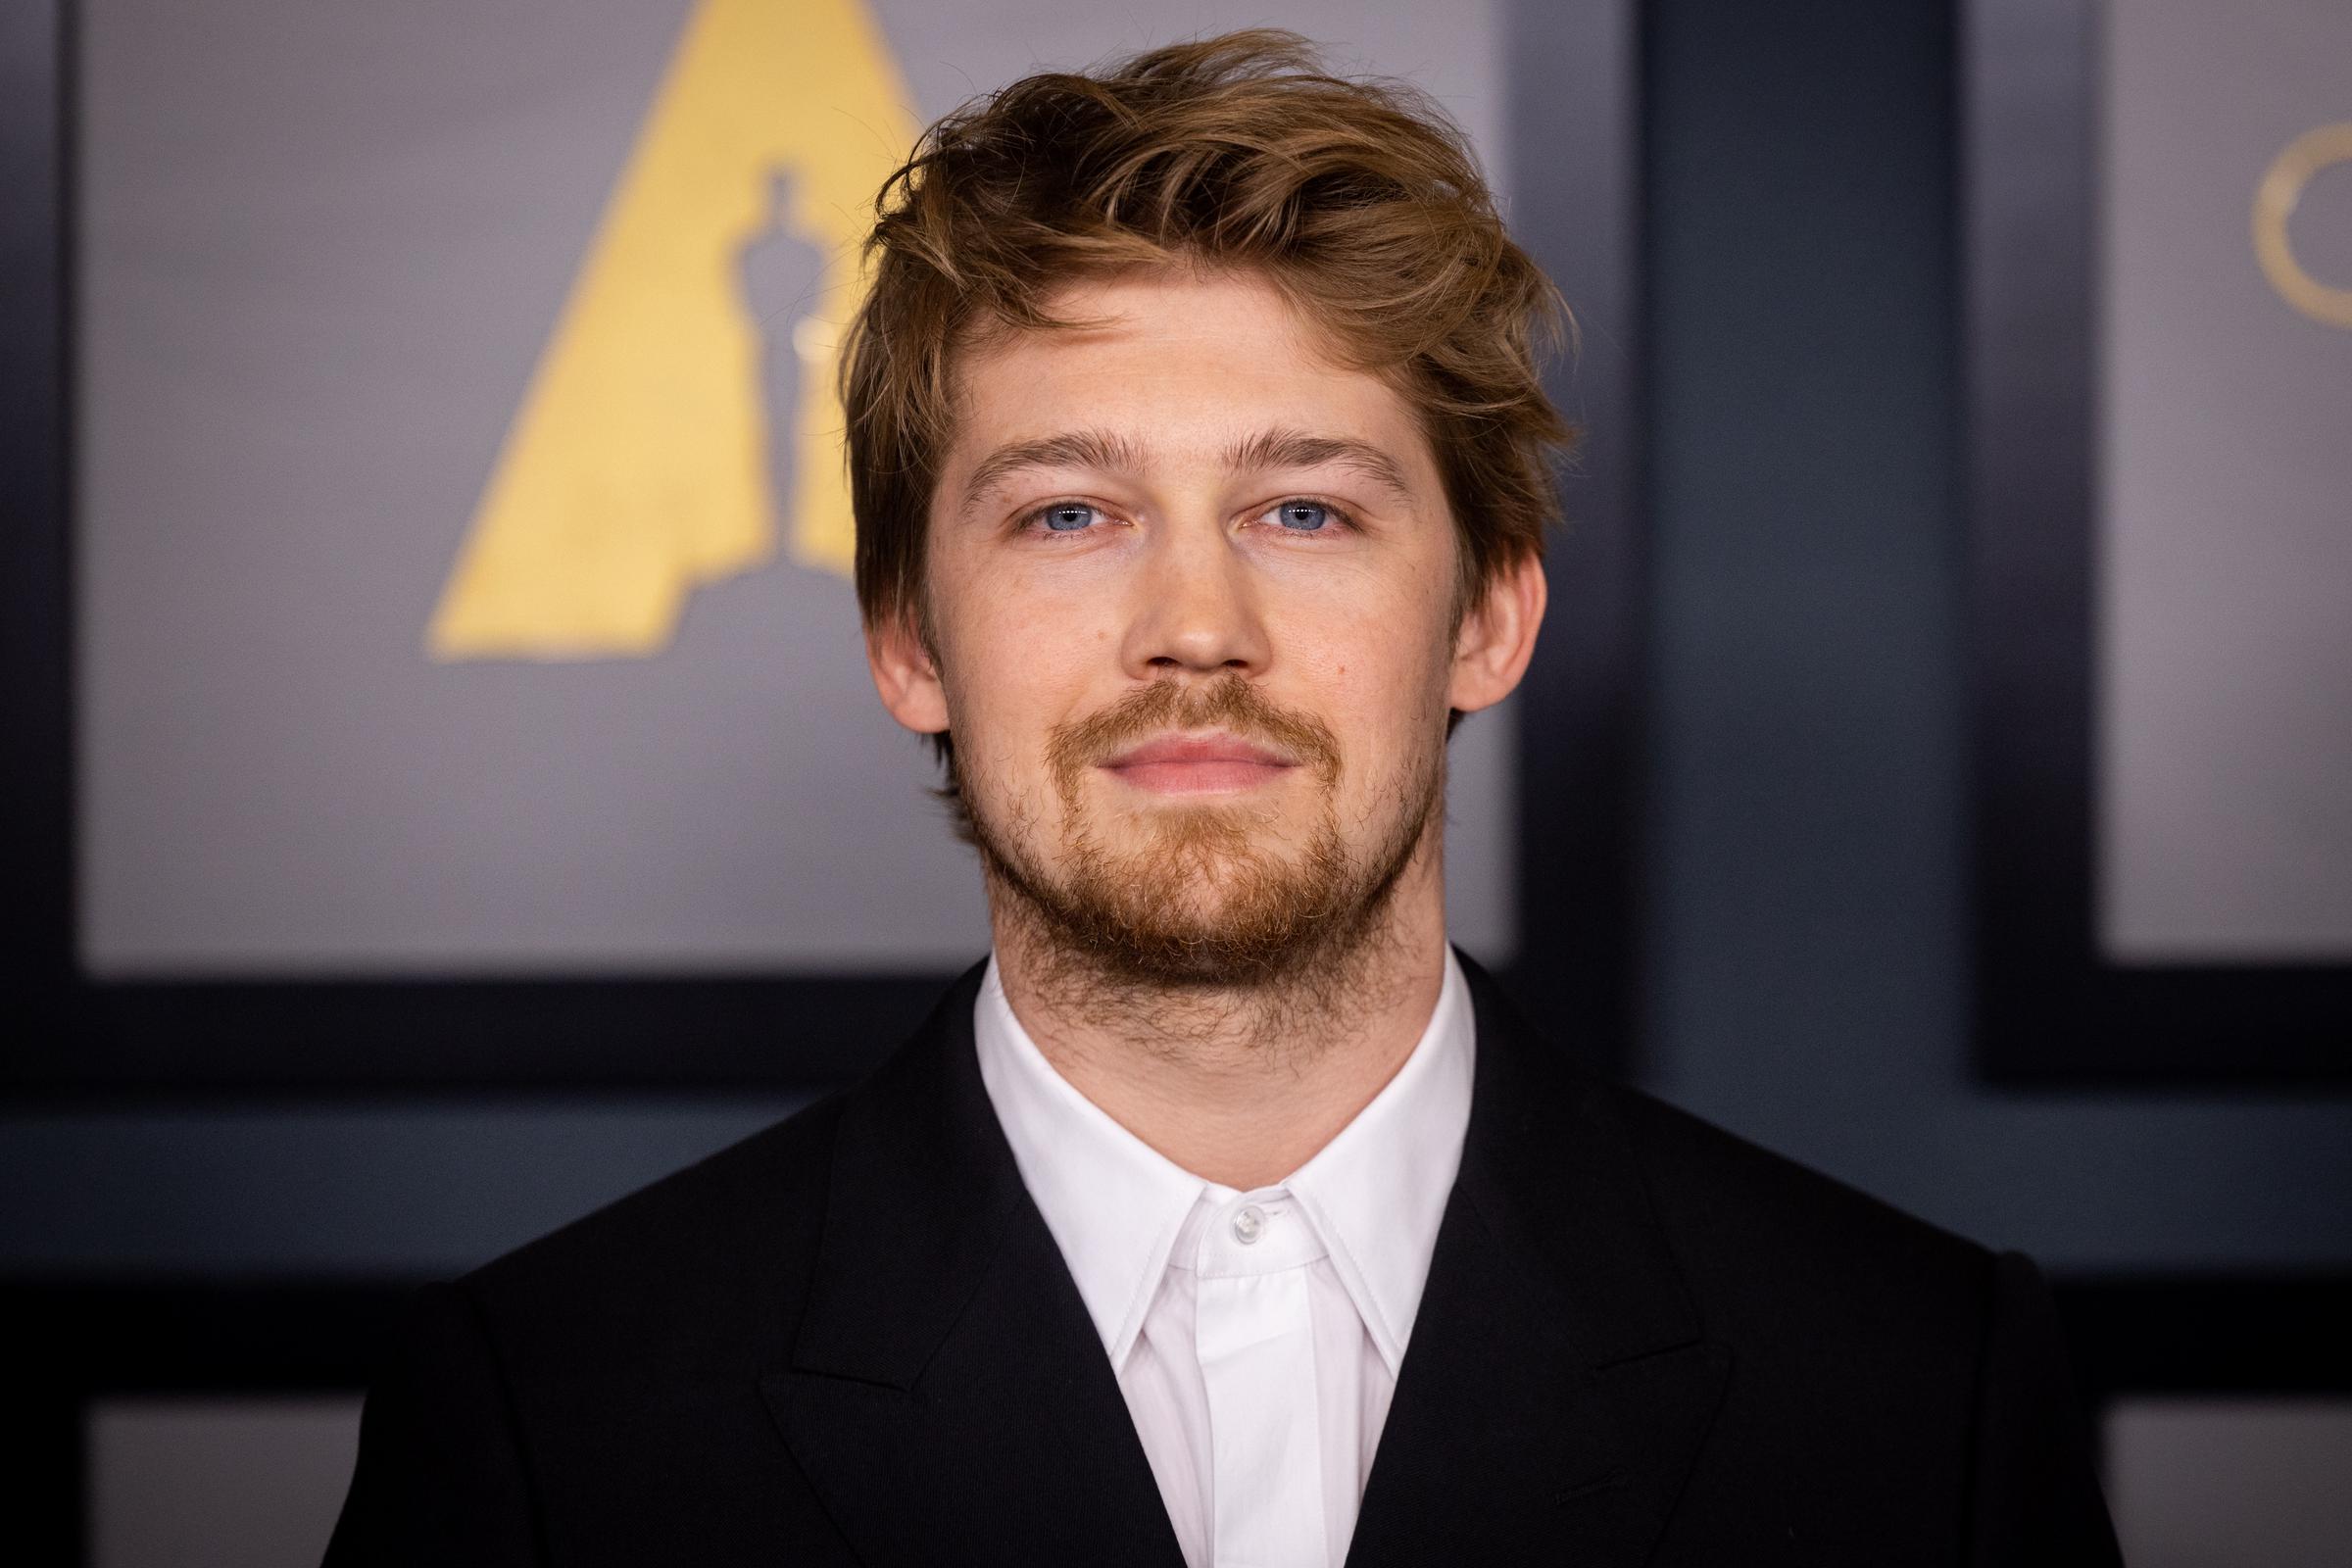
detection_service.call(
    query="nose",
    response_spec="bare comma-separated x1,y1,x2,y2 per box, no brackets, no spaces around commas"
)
1117,514,1271,679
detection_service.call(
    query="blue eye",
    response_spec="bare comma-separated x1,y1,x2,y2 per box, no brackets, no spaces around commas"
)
1274,500,1332,531
1039,503,1099,533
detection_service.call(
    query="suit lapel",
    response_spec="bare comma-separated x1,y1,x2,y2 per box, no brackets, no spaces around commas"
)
1346,957,1731,1567
766,956,1724,1567
762,967,1185,1568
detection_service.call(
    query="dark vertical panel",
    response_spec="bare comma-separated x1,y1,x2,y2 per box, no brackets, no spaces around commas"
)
1962,0,2097,1048
1644,0,1966,1102
0,0,73,1024
1502,0,1646,1075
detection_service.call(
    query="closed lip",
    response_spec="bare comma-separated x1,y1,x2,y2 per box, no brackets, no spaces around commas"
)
1101,731,1298,770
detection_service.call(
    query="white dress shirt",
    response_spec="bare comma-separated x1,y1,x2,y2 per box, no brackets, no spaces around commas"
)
973,951,1476,1568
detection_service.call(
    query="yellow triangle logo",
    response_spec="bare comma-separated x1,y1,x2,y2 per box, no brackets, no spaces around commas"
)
427,0,918,661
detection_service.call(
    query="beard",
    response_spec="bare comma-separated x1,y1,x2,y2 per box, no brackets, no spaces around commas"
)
961,674,1445,991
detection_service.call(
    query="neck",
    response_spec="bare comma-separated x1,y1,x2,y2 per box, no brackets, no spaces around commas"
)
987,854,1451,1191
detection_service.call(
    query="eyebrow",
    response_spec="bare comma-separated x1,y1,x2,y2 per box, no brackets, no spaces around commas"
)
1220,428,1416,505
959,429,1149,514
956,425,1418,514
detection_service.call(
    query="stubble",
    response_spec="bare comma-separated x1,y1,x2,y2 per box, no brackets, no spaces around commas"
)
964,674,1445,1054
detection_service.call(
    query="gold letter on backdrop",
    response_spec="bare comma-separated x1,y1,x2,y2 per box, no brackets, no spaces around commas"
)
426,0,918,661
2254,122,2352,332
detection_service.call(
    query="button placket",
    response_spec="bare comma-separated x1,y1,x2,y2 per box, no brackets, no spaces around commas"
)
1193,1191,1329,1568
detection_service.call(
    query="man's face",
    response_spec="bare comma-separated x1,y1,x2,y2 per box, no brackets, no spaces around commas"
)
872,268,1531,985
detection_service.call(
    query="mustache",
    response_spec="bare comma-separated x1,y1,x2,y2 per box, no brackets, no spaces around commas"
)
1047,675,1342,790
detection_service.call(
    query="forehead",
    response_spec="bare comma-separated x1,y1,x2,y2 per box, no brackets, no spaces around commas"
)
941,270,1435,480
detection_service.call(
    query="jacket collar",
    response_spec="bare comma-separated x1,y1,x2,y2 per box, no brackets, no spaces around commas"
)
764,953,1727,1568
967,955,1204,1368
765,962,1187,1568
1342,955,1731,1567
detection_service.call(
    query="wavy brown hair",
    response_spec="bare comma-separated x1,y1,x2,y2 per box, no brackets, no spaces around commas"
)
841,28,1576,646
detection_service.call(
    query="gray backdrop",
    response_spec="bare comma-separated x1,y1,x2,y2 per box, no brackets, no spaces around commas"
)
75,0,1516,978
2099,0,2352,961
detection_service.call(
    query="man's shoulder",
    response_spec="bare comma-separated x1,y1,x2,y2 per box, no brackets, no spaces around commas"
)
1460,955,1993,1327
1591,1076,1997,1355
1562,1077,2112,1549
450,1092,850,1374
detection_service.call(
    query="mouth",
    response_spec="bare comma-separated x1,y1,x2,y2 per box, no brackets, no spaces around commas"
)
1099,730,1301,796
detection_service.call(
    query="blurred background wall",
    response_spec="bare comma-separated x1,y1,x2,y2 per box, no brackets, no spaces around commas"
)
5,0,2349,1563
1641,0,2352,1271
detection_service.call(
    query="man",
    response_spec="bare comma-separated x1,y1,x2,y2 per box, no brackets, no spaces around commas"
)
329,32,2120,1566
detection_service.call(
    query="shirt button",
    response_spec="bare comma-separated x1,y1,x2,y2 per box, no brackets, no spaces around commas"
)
1232,1205,1266,1245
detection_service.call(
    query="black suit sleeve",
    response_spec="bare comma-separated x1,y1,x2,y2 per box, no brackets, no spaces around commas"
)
324,1282,545,1567
1962,1250,2123,1567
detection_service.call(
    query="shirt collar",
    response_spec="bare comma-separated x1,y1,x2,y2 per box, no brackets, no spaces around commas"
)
972,948,1476,1376
1285,948,1474,1372
973,958,1204,1367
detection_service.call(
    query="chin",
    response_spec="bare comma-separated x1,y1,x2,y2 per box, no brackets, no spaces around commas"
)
1099,800,1307,856
1135,879,1273,929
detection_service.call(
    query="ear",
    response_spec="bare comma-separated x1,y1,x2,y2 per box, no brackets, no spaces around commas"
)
865,610,952,737
1446,553,1546,714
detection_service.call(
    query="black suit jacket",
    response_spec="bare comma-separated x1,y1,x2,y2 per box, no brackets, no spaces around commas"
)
326,957,2121,1566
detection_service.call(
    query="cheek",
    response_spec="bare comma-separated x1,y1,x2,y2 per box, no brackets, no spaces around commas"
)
1283,625,1453,794
936,587,1107,771
1285,592,1454,702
